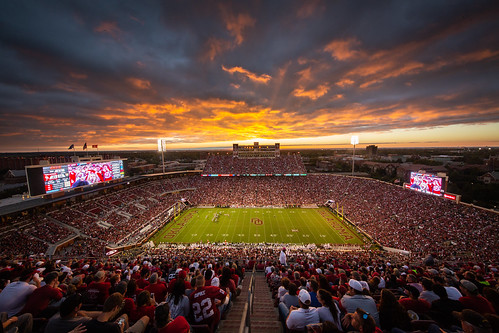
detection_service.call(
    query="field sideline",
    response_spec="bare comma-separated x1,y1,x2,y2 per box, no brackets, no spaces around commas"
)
151,207,365,245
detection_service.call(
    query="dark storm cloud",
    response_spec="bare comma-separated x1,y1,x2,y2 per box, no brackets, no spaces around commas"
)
0,0,498,150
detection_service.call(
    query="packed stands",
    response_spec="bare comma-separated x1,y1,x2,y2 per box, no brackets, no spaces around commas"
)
202,153,306,175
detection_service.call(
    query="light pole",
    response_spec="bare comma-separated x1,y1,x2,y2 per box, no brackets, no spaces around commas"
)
157,138,166,174
351,135,359,176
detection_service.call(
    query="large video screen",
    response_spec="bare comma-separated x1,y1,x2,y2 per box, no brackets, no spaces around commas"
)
27,160,124,196
409,172,443,196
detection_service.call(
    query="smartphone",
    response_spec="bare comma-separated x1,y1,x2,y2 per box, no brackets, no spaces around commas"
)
150,293,155,298
117,318,125,326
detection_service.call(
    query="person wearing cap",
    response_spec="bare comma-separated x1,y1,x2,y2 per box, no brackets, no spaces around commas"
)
452,309,493,333
280,248,287,266
399,284,431,316
145,273,167,303
85,270,111,306
285,289,320,331
341,279,380,327
459,279,496,315
0,269,40,317
21,271,63,318
44,293,100,333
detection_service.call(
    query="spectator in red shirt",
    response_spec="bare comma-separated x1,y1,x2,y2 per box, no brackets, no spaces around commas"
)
132,290,155,323
136,268,150,290
168,270,192,294
21,271,63,318
189,274,229,331
398,285,431,316
85,270,111,306
154,302,190,333
459,279,496,315
145,273,167,303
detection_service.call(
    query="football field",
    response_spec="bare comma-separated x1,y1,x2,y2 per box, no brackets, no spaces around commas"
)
151,207,364,245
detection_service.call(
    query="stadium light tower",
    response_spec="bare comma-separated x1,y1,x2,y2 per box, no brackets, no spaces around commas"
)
157,138,167,174
351,135,359,176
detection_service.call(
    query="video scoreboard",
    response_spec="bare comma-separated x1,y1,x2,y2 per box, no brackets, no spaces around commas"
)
27,160,124,196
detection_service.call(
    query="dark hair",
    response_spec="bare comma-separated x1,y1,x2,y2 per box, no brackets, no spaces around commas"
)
220,267,232,287
43,271,59,285
288,283,298,296
155,303,170,328
60,293,82,317
378,289,411,330
171,279,186,305
137,290,152,307
432,284,448,299
125,278,137,298
310,279,319,292
281,277,290,289
103,292,124,313
356,308,376,333
318,289,339,323
421,278,433,291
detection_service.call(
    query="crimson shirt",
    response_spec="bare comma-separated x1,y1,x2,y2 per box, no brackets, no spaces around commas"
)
157,316,190,333
21,285,63,317
459,295,496,315
189,286,227,328
145,282,168,303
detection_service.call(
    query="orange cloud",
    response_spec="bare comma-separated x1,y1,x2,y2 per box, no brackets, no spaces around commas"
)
94,21,122,39
223,12,255,45
69,72,87,79
126,77,151,90
293,84,329,100
203,37,233,61
222,65,272,84
324,38,363,60
336,78,354,88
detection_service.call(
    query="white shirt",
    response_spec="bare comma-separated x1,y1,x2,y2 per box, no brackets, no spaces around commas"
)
318,304,342,331
0,281,37,317
286,307,320,330
445,286,462,301
279,251,287,266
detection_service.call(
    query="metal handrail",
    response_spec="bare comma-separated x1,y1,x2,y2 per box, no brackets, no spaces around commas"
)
238,265,256,333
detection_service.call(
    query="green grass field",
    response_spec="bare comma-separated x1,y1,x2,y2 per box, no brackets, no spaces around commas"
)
151,207,364,245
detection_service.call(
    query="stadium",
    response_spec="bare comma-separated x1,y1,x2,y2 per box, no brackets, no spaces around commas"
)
0,143,498,333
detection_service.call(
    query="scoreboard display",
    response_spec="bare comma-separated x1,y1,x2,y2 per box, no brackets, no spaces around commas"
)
408,172,443,196
27,160,124,196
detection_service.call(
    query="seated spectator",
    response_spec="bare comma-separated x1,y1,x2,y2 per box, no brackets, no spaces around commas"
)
133,290,155,323
317,289,342,331
152,303,190,333
0,312,33,333
166,280,190,320
341,308,382,333
44,293,99,333
84,292,149,333
219,267,237,300
341,279,380,327
280,283,300,310
85,270,111,306
452,309,493,333
21,271,63,318
136,268,150,290
0,269,40,317
309,280,322,308
419,278,439,304
483,287,499,315
378,289,412,332
276,277,290,300
428,284,464,329
432,275,462,301
459,279,496,315
399,285,431,316
285,289,320,331
145,273,167,303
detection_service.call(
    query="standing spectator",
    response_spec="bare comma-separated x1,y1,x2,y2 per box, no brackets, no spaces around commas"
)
0,269,40,317
341,279,380,326
189,275,229,331
85,270,111,306
280,248,287,266
21,271,63,318
459,280,496,315
285,289,320,331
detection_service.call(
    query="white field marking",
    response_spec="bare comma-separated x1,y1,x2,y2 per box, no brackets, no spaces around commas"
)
287,234,293,237
270,234,277,237
278,211,283,213
205,233,213,236
320,235,326,237
302,234,310,237
192,234,198,236
222,234,229,237
237,234,245,237
254,234,260,237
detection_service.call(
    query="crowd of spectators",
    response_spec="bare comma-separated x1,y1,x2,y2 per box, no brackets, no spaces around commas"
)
202,153,307,175
0,244,498,332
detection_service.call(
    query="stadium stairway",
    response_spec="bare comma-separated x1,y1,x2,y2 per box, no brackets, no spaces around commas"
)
217,271,282,333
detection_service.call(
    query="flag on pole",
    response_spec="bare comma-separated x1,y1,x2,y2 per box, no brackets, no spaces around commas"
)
83,142,87,150
92,144,98,148
68,144,74,150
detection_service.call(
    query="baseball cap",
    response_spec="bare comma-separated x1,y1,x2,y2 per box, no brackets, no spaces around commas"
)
211,276,220,287
298,289,311,304
178,270,187,279
348,279,363,292
460,279,478,293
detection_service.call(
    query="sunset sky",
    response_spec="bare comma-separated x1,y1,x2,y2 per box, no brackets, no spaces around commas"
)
1,1,498,152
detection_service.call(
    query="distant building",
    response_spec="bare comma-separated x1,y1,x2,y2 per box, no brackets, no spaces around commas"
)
366,145,378,158
478,171,499,184
3,170,27,184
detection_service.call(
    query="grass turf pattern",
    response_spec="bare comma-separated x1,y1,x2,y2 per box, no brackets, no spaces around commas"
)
151,207,364,245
